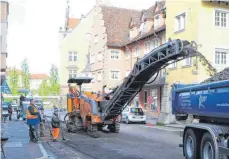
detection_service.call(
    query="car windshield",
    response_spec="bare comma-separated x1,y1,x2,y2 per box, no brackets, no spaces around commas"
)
130,108,144,115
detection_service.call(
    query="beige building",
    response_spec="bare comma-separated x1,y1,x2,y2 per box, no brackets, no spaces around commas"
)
1,0,9,85
59,12,96,95
89,5,140,92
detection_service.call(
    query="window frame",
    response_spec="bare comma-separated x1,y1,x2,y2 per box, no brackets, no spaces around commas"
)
68,52,73,61
174,12,186,33
110,50,120,60
182,57,192,66
168,60,177,69
110,70,120,80
154,14,160,27
73,52,77,61
144,41,151,54
68,69,77,78
214,48,229,66
134,46,139,57
214,8,229,29
125,49,130,59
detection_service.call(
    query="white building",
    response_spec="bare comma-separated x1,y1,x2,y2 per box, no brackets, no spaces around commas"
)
30,74,49,90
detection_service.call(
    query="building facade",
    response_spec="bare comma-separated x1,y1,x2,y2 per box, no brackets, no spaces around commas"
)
30,74,49,91
0,0,9,85
123,1,166,120
162,0,229,124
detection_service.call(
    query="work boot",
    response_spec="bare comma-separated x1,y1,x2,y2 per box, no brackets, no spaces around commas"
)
53,139,57,142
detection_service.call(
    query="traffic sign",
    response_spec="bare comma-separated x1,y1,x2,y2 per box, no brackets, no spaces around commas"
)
147,96,154,104
0,80,12,94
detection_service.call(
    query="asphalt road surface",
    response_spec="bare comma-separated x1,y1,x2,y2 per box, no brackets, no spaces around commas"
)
42,122,184,159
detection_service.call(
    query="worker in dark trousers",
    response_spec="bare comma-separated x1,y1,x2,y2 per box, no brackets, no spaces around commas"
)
27,99,41,142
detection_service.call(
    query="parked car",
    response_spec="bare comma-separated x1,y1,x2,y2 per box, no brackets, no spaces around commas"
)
1,102,10,121
121,106,146,124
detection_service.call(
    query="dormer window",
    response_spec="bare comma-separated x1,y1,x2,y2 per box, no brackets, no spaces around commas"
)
154,15,160,27
140,22,145,33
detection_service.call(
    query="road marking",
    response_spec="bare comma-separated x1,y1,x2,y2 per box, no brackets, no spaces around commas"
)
36,142,49,159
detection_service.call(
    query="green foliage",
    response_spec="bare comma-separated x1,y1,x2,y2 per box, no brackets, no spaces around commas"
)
38,79,50,96
7,67,19,95
49,64,60,95
21,58,31,89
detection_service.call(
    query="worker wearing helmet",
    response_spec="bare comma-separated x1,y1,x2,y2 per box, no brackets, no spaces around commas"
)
27,99,41,142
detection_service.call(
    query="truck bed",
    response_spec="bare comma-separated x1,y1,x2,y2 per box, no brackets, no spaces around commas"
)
172,80,229,123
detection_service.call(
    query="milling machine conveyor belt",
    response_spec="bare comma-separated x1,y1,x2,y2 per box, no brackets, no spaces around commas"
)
102,39,197,121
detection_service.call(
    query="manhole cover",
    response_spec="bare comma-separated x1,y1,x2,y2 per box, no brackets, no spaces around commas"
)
4,142,23,148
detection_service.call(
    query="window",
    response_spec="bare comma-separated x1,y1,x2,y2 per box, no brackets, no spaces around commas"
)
183,57,192,66
151,39,160,49
69,52,72,61
144,90,148,109
110,70,120,80
97,71,102,81
215,10,228,28
140,22,145,34
97,53,102,61
134,46,139,57
125,49,130,59
150,89,158,111
144,41,151,54
95,34,98,43
168,60,177,68
73,52,77,61
125,70,131,77
215,48,229,65
90,55,95,64
69,51,77,61
175,13,186,32
154,15,160,27
110,51,120,60
69,69,77,78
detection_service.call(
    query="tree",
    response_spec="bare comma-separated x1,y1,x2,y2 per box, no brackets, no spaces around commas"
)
7,67,19,95
38,79,50,96
49,64,60,95
21,58,31,90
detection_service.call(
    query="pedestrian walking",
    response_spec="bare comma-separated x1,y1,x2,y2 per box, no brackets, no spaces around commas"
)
38,106,45,137
26,99,41,143
51,109,60,142
8,103,13,121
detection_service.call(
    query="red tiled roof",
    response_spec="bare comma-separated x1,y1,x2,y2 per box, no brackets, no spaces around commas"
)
67,18,80,29
101,6,141,47
31,74,49,80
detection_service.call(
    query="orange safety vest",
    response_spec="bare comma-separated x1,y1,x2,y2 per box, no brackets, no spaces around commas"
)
26,105,38,119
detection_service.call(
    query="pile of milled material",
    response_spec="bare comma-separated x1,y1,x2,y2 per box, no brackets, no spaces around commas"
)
201,67,229,84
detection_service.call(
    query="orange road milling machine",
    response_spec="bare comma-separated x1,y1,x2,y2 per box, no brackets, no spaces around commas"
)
64,39,198,138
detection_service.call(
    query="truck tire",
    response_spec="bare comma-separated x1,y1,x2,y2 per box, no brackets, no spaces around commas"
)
200,132,215,159
184,129,198,159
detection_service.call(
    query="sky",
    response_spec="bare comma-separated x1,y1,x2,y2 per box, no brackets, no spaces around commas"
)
7,0,156,75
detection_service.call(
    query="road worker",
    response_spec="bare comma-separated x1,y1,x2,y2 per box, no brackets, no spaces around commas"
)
27,99,41,142
51,109,60,142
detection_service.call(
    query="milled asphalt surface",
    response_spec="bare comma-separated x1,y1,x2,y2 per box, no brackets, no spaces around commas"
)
42,122,184,159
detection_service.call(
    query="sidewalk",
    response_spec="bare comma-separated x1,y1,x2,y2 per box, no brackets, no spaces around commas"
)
1,120,48,159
